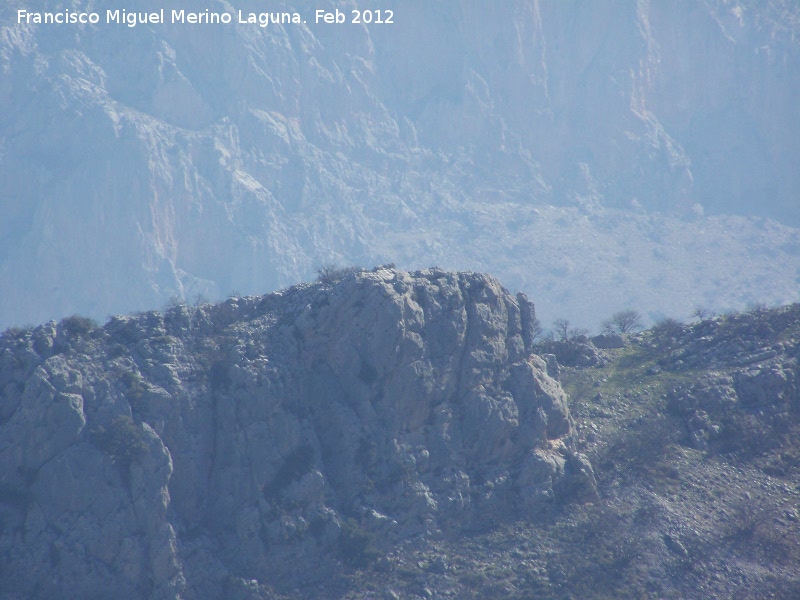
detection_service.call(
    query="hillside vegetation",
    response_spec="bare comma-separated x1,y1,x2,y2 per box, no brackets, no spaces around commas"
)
344,305,800,599
1,274,799,598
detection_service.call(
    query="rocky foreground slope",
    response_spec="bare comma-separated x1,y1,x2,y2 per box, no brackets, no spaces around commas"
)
332,302,800,599
0,268,595,599
4,269,800,599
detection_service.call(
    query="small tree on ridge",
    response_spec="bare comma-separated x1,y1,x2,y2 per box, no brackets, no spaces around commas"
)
602,309,643,334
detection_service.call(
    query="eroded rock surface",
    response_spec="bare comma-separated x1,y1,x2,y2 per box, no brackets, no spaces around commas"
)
0,269,593,598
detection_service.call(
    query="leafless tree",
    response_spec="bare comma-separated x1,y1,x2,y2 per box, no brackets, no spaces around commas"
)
605,309,642,333
691,306,714,321
553,318,571,341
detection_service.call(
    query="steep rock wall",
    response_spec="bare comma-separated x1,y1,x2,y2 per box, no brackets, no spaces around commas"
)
0,269,594,598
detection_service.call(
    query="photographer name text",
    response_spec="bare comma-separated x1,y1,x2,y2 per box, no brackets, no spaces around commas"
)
17,8,395,28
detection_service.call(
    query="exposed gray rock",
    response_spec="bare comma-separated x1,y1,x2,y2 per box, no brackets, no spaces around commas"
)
663,534,689,558
0,269,593,598
668,310,800,452
592,333,627,350
735,363,798,410
536,339,603,368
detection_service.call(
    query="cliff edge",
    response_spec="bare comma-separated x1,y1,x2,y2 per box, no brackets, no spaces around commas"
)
0,268,594,599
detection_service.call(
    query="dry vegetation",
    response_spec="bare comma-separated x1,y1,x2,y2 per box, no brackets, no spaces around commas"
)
336,306,800,599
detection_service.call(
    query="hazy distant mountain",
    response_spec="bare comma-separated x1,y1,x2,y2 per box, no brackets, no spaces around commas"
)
1,0,799,330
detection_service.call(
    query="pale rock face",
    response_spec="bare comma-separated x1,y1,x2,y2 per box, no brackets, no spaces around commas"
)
0,269,594,598
1,1,799,330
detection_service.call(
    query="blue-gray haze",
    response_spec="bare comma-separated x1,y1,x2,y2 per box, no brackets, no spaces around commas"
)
1,0,799,330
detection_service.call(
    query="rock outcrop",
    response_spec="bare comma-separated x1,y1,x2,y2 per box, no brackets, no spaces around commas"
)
0,269,594,598
649,305,800,454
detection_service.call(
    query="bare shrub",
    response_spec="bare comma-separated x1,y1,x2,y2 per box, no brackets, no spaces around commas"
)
316,264,361,285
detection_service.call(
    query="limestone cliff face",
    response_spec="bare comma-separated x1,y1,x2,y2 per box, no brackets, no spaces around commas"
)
0,269,594,598
1,0,799,330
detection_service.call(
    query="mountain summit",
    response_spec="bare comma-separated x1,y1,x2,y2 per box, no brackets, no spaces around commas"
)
0,268,595,598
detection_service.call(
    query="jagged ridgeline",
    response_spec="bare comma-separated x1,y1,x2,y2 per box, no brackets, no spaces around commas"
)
0,268,595,599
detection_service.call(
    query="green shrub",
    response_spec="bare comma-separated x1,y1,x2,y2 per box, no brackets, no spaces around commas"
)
89,415,149,468
0,326,30,341
118,370,147,414
651,318,685,348
339,518,379,568
60,315,98,338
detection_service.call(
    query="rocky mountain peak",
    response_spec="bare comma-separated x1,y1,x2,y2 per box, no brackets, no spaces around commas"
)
0,268,595,598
